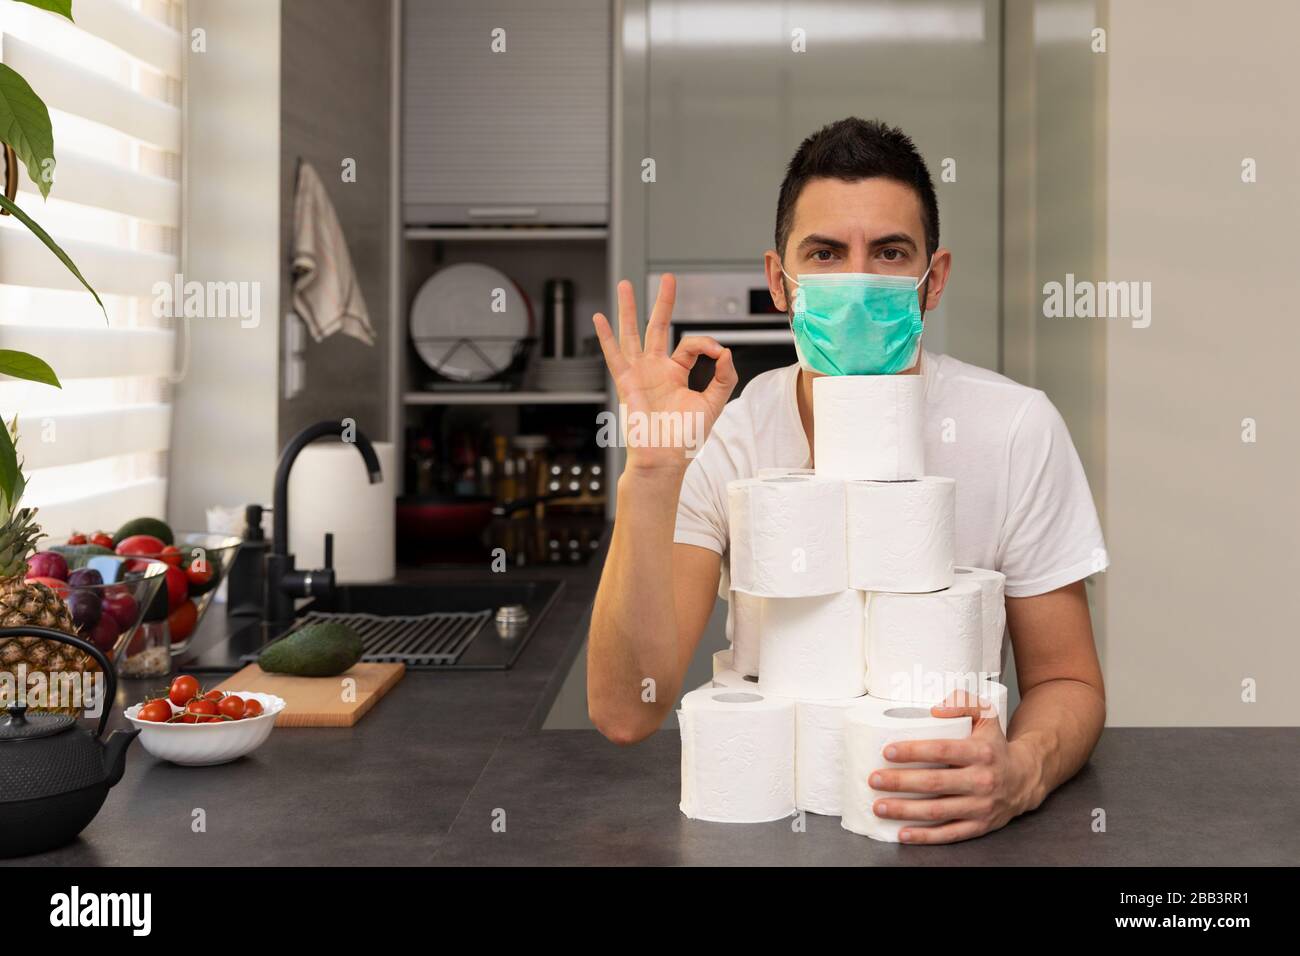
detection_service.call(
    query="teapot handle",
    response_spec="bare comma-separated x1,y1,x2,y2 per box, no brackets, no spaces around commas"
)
0,626,116,739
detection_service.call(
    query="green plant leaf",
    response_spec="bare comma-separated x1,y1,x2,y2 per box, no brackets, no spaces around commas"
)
0,419,18,513
0,350,60,388
11,0,74,19
0,63,56,199
0,193,106,320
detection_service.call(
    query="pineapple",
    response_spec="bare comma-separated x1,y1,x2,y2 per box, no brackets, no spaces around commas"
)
0,419,94,715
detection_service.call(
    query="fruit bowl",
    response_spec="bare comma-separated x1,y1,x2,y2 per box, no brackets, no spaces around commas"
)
154,532,242,655
20,560,170,679
124,691,285,766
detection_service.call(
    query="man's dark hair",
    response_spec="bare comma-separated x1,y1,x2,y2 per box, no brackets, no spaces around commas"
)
774,118,940,264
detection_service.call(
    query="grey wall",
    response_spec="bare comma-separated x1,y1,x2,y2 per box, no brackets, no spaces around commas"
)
170,0,282,529
278,0,393,444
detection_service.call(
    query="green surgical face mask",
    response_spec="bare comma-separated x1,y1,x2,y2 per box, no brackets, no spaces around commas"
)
781,261,932,375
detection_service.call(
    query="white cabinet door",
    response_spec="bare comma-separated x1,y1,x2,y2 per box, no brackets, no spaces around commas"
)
403,0,611,224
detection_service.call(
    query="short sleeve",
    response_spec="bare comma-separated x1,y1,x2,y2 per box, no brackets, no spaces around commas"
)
997,391,1108,597
673,410,746,556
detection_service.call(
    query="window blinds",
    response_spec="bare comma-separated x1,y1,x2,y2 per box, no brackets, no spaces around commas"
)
0,0,183,540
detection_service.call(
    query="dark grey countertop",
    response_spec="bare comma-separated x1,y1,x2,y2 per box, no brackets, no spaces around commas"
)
8,527,1299,866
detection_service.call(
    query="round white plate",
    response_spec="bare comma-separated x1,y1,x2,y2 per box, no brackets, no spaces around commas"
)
409,263,531,382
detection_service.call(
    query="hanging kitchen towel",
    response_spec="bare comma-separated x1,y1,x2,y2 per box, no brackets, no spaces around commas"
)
291,160,375,345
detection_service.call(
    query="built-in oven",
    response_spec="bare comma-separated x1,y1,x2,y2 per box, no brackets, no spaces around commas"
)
649,271,796,397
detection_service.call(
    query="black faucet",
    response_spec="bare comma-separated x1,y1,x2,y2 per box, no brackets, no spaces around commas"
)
264,420,383,635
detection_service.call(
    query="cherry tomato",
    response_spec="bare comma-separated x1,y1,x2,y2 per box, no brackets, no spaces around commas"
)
90,531,114,549
67,532,88,545
169,674,200,707
203,689,224,702
171,713,198,723
115,534,167,557
159,545,182,568
185,562,213,588
168,598,198,643
185,697,219,717
242,698,264,719
164,565,188,612
138,699,172,722
197,714,225,724
217,695,246,720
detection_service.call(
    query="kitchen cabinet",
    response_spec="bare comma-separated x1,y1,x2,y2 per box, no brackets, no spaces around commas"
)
403,0,611,225
643,0,1002,369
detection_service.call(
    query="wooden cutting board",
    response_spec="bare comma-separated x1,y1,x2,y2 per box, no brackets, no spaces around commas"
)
214,662,405,727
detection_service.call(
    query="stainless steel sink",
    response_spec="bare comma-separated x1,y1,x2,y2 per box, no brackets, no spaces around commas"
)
294,579,563,669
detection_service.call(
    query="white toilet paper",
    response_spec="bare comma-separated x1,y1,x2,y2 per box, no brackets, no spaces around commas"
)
678,686,796,823
288,441,397,582
727,590,762,677
759,589,866,700
865,580,984,702
728,476,848,598
841,703,972,842
712,648,733,678
712,668,759,690
813,374,925,481
846,477,955,592
954,566,1007,677
757,466,815,478
795,696,866,816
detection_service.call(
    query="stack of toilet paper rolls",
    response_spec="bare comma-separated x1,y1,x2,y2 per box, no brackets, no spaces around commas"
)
680,374,1010,841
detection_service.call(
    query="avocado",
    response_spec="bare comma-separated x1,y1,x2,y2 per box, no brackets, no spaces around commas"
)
48,543,115,569
113,517,174,547
258,622,364,677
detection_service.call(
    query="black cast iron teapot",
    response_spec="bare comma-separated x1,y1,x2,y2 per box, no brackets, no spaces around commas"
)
0,626,138,858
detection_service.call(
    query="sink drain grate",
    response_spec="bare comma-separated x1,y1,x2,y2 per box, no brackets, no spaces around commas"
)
289,609,494,666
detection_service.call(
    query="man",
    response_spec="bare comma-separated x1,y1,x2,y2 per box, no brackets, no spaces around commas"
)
587,118,1107,844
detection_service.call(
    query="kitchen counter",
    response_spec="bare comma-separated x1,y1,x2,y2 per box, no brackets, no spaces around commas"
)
8,526,1299,866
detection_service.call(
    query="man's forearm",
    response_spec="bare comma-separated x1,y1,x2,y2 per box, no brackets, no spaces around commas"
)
587,467,687,742
1005,678,1106,812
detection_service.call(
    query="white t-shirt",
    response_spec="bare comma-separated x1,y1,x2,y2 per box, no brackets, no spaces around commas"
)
673,349,1108,598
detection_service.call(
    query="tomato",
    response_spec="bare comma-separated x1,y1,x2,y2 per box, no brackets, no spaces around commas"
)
67,532,88,545
203,689,224,702
159,545,182,568
138,699,172,722
116,534,166,557
90,531,114,549
172,713,198,723
185,562,213,588
169,674,201,707
197,714,225,724
164,565,188,612
242,698,264,719
168,599,198,643
185,697,219,717
217,695,246,720
26,576,69,597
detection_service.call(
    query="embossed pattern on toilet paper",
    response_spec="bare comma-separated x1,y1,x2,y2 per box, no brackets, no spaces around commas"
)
813,375,925,481
865,581,983,702
795,697,862,816
728,477,848,597
729,590,762,676
759,589,866,700
955,566,1007,676
847,477,955,592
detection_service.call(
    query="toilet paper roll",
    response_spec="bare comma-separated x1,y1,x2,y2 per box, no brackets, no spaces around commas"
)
954,566,1007,677
759,589,866,700
795,696,866,816
727,590,762,677
288,440,397,583
757,466,815,479
728,475,848,597
712,668,759,690
712,648,733,677
865,580,983,702
841,702,972,842
678,686,796,823
813,374,925,481
979,679,1009,736
846,477,955,592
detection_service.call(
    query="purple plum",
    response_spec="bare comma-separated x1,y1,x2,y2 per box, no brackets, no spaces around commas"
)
66,590,102,633
67,567,104,588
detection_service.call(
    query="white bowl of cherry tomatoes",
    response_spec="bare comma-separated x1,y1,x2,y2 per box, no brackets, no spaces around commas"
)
124,674,285,766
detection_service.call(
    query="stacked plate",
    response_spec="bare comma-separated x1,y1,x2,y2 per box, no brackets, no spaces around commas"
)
534,355,606,392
